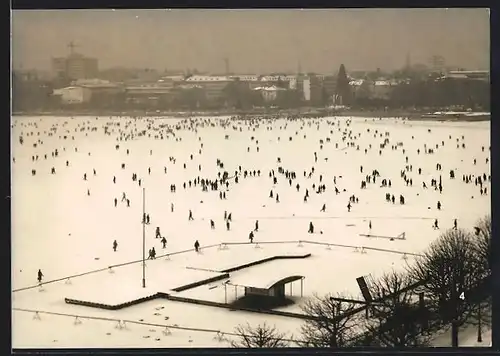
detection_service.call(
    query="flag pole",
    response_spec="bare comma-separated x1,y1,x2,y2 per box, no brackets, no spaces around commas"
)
142,187,146,288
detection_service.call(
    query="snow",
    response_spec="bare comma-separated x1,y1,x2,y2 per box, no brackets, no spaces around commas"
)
12,309,233,348
11,115,490,347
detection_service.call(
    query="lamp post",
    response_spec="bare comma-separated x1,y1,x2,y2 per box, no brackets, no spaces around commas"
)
142,187,146,288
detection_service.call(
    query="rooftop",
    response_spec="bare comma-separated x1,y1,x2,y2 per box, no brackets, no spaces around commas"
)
186,75,233,82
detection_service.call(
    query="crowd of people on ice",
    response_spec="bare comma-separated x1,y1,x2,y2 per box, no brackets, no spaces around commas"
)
13,114,489,284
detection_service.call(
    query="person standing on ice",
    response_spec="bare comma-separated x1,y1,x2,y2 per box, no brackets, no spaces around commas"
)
453,219,458,230
161,236,167,248
347,202,351,212
369,221,372,230
37,269,44,283
171,203,174,212
254,220,259,232
113,240,118,252
437,201,442,210
194,240,200,253
433,219,439,229
249,231,254,243
308,222,314,234
188,210,194,221
155,227,161,238
210,219,215,229
122,192,127,202
320,204,326,212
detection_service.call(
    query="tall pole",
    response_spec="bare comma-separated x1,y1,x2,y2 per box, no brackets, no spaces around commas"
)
142,187,146,288
477,301,482,342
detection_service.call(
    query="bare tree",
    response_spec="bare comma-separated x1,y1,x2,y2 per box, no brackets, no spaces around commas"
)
299,293,361,347
473,215,491,277
407,228,484,346
230,322,291,348
364,270,432,347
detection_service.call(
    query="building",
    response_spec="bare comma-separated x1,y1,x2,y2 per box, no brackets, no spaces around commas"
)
185,75,234,104
349,79,372,100
52,53,99,80
230,75,260,89
349,79,398,101
52,86,92,105
252,86,286,103
302,78,311,102
445,70,490,81
260,75,297,90
372,80,397,100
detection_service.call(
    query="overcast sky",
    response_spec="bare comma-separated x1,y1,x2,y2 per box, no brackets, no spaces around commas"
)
12,8,490,74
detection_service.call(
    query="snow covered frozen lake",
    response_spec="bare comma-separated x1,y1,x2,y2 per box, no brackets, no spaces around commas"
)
11,115,491,348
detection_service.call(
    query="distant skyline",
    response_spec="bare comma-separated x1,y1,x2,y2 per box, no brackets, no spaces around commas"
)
12,8,490,74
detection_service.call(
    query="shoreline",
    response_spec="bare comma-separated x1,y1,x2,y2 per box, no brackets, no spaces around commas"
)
11,110,490,122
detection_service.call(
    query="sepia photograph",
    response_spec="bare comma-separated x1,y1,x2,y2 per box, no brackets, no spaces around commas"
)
11,8,491,349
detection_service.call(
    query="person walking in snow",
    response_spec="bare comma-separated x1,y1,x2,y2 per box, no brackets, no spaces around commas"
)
113,240,118,252
210,219,215,229
249,231,254,243
254,220,259,232
161,236,167,249
308,222,314,234
37,269,44,284
188,210,194,221
320,204,326,212
155,227,161,238
194,240,200,253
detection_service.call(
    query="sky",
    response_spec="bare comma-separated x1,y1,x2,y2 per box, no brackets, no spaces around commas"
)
11,8,490,74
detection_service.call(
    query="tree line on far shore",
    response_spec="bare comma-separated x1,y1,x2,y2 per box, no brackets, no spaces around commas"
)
228,215,492,348
12,74,489,112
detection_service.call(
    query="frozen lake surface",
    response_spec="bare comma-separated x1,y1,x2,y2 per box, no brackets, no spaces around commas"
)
11,115,491,348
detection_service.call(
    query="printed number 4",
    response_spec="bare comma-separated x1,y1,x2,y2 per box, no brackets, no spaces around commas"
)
459,292,465,300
